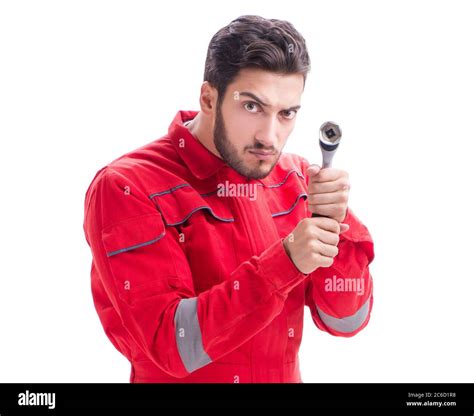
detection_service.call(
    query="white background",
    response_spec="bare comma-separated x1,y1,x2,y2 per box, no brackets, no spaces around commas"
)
1,0,473,382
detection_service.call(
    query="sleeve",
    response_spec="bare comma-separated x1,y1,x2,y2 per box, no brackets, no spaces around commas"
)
83,168,307,378
299,157,375,337
305,208,375,337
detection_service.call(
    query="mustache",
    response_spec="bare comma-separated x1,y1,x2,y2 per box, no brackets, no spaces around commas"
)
245,142,278,153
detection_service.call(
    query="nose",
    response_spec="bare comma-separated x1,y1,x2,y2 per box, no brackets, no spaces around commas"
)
255,116,279,149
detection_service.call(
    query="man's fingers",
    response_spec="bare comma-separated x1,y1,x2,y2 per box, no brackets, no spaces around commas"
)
308,177,350,194
340,223,350,234
315,227,340,245
307,190,349,205
310,168,347,183
314,253,335,268
310,217,340,233
316,241,339,258
306,164,321,179
309,203,347,222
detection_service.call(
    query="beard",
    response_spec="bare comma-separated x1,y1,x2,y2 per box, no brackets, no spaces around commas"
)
213,104,281,180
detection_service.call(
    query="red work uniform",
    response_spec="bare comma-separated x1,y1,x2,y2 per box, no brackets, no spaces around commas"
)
83,110,375,383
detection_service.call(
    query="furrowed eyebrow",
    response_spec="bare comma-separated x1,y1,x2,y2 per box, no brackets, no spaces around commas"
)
284,105,301,112
239,92,269,107
239,91,301,112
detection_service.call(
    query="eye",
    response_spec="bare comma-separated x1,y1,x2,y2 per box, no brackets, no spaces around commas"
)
243,101,261,113
281,110,297,120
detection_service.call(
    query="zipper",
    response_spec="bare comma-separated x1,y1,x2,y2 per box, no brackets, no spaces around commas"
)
232,193,256,382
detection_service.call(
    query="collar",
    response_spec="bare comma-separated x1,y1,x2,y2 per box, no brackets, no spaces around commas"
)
168,110,226,180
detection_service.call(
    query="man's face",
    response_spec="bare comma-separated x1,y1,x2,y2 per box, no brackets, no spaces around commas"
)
213,68,304,179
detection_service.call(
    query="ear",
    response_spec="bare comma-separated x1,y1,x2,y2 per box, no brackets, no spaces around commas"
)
199,81,218,115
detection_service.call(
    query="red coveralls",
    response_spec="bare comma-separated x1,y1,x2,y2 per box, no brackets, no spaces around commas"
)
83,110,375,383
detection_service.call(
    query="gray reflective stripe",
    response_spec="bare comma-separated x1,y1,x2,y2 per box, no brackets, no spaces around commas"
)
272,193,308,218
316,297,370,333
149,185,235,224
106,232,165,257
265,169,305,188
149,183,190,199
174,298,212,373
166,206,234,226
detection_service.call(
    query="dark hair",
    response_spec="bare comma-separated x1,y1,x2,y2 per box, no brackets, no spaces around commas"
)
204,15,311,101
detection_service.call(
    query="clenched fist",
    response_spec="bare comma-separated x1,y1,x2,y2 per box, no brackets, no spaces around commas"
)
307,165,350,223
283,217,349,274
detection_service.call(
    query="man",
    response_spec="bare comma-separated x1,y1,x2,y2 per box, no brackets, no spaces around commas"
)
83,15,374,383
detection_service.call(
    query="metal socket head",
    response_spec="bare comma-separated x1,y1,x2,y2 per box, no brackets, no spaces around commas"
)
320,121,342,145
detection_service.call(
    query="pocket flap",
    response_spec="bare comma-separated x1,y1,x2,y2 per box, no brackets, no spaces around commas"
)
265,170,308,218
102,213,166,257
150,183,234,226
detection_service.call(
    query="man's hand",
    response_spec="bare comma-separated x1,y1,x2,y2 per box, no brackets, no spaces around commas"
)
307,165,350,223
283,217,349,274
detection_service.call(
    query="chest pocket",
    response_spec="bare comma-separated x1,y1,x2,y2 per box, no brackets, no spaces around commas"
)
264,170,309,238
149,184,236,294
